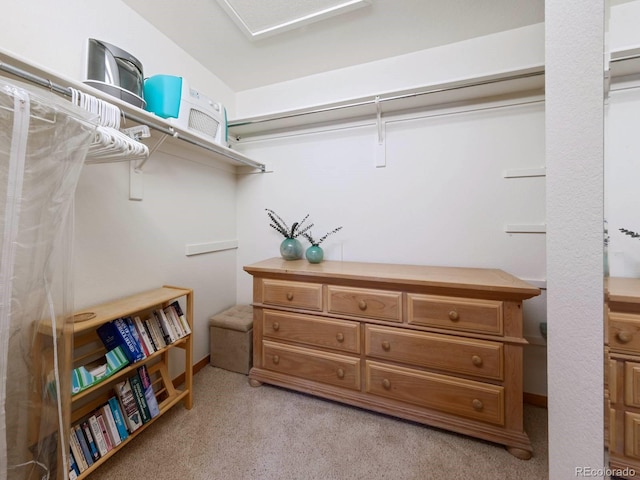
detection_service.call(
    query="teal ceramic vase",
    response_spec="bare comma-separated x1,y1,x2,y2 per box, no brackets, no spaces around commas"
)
305,245,324,264
280,238,303,260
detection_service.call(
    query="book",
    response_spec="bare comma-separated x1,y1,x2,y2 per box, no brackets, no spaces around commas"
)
129,371,152,424
69,448,80,478
137,364,160,418
134,315,156,354
164,306,182,341
107,395,130,441
113,317,146,362
147,314,167,349
152,310,172,346
81,419,100,462
69,430,87,472
156,308,178,343
73,423,94,467
141,316,159,351
114,379,143,433
97,413,113,452
96,319,145,364
124,316,148,358
142,315,167,350
88,414,108,457
100,403,122,447
169,300,191,335
164,304,186,338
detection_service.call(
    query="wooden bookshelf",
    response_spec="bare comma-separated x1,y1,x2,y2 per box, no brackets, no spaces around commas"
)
33,285,193,479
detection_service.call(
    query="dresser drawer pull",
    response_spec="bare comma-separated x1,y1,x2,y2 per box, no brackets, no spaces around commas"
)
272,322,280,331
359,300,367,311
336,332,345,343
382,378,391,390
272,355,280,365
286,292,294,301
448,310,459,321
617,331,633,344
472,399,484,411
381,340,391,351
337,368,345,379
471,355,483,367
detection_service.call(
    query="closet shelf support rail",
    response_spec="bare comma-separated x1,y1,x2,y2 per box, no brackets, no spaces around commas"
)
228,69,546,129
0,61,265,172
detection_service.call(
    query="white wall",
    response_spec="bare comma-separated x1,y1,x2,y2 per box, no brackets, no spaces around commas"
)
606,86,640,276
0,1,628,476
233,22,550,396
236,95,549,395
0,0,241,369
605,0,640,277
235,23,544,118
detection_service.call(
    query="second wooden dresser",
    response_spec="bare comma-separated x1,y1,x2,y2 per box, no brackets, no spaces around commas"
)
607,277,640,478
244,258,540,459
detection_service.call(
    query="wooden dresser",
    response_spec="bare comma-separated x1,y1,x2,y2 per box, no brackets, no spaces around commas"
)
607,277,640,478
244,258,540,459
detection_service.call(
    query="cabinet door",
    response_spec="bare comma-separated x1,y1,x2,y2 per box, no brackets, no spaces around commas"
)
625,412,640,458
625,362,640,408
609,407,616,452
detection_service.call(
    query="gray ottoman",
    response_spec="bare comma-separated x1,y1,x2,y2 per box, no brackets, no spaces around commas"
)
209,305,253,374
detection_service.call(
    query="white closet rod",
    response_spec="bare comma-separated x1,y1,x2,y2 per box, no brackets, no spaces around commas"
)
228,70,545,128
0,61,70,96
229,51,640,131
0,60,265,172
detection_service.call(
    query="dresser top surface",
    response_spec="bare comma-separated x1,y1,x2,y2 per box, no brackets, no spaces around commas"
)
606,276,640,305
244,258,540,299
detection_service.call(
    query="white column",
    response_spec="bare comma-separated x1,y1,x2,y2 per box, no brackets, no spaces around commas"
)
546,0,605,478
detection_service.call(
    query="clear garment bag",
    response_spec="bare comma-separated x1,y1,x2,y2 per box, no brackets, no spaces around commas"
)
0,78,96,480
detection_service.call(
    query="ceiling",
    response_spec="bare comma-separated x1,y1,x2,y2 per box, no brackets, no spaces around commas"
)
122,0,545,92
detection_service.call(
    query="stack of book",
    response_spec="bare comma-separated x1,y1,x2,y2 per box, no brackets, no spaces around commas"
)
69,364,161,477
96,301,191,362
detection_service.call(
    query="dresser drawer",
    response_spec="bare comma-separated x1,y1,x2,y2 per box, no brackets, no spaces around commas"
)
327,285,402,322
625,362,640,408
625,412,640,458
262,340,361,390
365,325,503,380
610,312,640,354
407,294,503,335
262,309,360,354
365,361,504,425
261,279,323,311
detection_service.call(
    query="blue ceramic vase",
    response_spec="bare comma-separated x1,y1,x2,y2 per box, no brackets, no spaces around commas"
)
305,245,324,264
280,238,303,260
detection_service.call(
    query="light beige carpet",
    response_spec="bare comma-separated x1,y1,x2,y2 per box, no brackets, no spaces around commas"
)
88,366,548,480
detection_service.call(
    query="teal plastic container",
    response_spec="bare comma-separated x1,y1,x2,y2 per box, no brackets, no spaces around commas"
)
143,75,182,118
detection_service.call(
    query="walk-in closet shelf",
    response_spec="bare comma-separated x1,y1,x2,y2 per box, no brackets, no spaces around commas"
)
0,48,265,173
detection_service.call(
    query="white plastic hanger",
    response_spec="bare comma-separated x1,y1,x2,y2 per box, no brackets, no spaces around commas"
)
68,87,148,163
